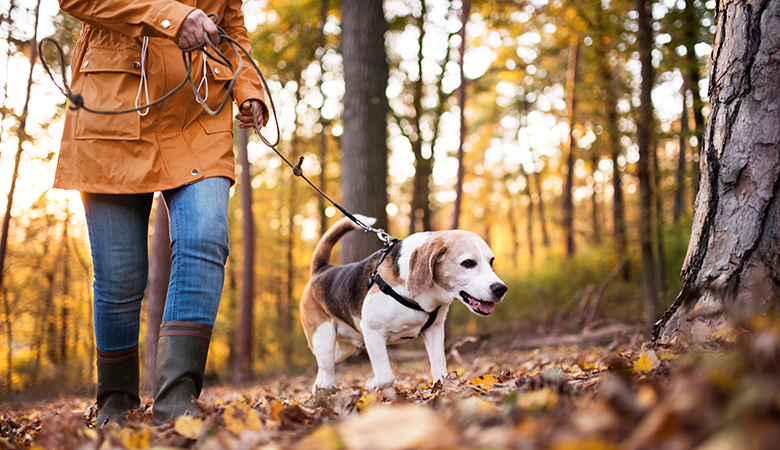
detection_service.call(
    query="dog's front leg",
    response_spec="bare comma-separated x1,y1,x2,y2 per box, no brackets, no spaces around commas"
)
363,329,396,390
422,322,448,383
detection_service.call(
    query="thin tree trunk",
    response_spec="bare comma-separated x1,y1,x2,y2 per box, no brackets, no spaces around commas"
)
591,156,601,245
234,126,254,384
143,195,170,393
683,0,705,202
534,171,550,249
340,0,389,261
58,208,70,366
654,0,780,344
318,0,329,238
0,0,39,306
521,168,535,264
637,0,658,331
409,0,432,234
653,137,667,298
563,36,579,257
2,289,12,393
451,0,469,230
674,80,690,223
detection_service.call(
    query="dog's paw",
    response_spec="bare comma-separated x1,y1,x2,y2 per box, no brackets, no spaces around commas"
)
365,376,394,391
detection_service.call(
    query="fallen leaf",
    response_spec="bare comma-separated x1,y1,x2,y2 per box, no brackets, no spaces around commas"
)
174,415,203,440
224,402,262,436
517,387,559,412
338,405,457,450
121,426,151,450
633,352,653,374
355,394,376,413
470,374,499,390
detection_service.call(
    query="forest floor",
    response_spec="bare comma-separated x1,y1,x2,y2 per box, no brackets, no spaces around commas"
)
2,319,780,450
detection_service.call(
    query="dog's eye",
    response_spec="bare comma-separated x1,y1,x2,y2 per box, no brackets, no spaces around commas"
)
461,259,477,268
490,257,495,268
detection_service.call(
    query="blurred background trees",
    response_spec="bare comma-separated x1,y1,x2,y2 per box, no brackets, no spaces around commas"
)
0,0,717,397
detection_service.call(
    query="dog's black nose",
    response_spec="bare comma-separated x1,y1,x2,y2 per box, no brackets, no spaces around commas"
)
491,283,507,299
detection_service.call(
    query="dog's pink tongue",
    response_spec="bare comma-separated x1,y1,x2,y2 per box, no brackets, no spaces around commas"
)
479,301,496,315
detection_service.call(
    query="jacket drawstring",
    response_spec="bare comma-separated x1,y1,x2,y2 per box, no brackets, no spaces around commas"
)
196,51,209,104
135,36,150,116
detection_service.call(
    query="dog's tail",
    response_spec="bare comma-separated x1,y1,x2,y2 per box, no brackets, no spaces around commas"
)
310,214,377,276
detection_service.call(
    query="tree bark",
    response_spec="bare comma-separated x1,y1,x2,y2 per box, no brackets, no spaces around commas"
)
340,0,389,262
637,0,658,331
234,126,254,383
534,171,550,249
591,157,601,245
521,167,534,264
654,0,780,344
451,0,469,230
563,36,579,257
143,195,170,393
3,289,12,393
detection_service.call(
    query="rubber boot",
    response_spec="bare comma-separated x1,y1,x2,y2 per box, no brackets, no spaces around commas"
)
152,321,212,424
95,345,141,427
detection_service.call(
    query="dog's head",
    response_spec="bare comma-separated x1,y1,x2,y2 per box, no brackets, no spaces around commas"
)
406,231,507,315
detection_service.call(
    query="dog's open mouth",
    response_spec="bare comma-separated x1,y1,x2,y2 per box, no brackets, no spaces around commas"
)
459,291,496,316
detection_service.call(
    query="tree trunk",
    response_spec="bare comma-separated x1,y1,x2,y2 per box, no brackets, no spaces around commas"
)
409,0,433,234
653,137,667,298
340,0,389,262
654,0,780,344
637,0,658,331
2,289,12,393
143,195,170,393
591,157,601,245
563,36,579,257
451,0,469,231
674,80,690,223
534,171,550,249
521,167,535,264
0,0,39,307
234,126,254,384
318,0,329,238
59,209,70,365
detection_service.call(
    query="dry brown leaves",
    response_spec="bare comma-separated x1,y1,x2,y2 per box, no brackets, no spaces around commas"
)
3,322,780,449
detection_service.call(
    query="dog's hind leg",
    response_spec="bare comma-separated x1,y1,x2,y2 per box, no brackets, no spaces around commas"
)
311,321,337,393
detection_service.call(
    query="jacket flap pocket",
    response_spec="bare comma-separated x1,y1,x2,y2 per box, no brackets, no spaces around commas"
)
80,46,142,75
206,58,234,81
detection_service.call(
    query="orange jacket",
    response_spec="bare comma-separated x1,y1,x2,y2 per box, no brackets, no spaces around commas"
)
54,0,267,193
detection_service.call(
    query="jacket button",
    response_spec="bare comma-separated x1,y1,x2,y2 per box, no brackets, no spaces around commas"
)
161,19,171,29
132,61,141,69
191,169,199,176
83,60,89,68
214,68,220,75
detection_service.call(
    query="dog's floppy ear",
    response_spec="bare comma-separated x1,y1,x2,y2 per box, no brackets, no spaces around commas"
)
406,235,448,297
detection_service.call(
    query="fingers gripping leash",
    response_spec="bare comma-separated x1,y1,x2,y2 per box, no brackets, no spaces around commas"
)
40,13,395,244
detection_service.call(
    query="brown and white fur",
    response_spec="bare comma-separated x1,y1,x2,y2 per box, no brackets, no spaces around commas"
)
300,215,507,392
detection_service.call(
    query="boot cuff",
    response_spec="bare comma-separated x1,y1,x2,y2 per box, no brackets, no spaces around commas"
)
159,321,212,341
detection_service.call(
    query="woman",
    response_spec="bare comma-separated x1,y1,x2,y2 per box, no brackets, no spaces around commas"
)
55,0,268,426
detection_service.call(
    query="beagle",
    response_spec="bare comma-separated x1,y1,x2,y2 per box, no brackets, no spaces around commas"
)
300,215,507,392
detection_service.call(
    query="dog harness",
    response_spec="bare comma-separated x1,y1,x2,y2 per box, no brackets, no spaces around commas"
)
367,240,441,334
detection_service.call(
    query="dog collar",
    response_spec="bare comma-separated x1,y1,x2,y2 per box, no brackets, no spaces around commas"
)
368,273,441,333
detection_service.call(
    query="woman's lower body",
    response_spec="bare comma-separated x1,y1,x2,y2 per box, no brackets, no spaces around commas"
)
82,177,230,425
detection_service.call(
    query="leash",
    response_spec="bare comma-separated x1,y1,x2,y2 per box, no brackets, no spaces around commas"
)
39,13,396,246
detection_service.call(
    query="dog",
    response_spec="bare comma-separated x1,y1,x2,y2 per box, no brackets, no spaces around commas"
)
300,215,507,392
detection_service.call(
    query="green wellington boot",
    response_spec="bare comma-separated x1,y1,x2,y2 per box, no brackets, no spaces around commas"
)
95,345,141,427
152,321,212,424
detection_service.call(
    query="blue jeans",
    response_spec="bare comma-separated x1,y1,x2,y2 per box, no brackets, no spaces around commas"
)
82,177,230,352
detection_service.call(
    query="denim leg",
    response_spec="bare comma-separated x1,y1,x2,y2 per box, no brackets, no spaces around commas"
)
162,177,230,328
82,192,153,352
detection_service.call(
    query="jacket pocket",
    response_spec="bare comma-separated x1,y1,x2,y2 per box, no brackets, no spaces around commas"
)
73,46,144,140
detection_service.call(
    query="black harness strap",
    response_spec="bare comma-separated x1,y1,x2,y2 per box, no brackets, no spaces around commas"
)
369,273,441,333
366,240,441,334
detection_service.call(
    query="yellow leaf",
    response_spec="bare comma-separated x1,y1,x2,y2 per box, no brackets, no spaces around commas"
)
174,415,203,440
517,387,559,412
269,400,285,422
121,426,150,450
83,428,98,440
356,394,376,412
291,425,343,450
551,437,619,450
633,352,653,374
469,374,498,390
224,402,262,437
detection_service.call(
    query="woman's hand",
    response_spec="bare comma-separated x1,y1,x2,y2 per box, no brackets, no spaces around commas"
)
178,9,219,49
236,100,268,132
